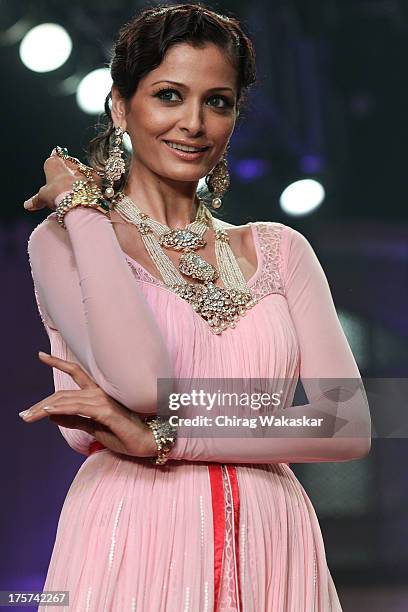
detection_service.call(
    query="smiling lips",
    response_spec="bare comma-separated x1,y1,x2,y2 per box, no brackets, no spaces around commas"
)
163,140,210,159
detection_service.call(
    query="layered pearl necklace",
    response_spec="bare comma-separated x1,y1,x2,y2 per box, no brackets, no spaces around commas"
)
112,192,258,334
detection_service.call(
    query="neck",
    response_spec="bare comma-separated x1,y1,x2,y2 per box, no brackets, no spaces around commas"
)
121,158,202,228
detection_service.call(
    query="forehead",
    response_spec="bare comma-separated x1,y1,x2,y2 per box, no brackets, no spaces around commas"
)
142,42,237,89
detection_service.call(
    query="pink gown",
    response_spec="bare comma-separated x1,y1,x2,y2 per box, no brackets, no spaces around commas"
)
27,205,371,612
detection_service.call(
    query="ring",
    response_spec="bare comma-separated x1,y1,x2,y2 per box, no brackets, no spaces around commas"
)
55,146,69,158
54,146,103,180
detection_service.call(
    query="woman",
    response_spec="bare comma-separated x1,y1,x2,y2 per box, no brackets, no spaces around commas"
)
22,4,371,611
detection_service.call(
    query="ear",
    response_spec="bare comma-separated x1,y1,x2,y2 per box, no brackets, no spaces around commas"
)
111,86,128,131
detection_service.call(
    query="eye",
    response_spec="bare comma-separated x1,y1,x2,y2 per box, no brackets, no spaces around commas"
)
207,95,233,110
154,88,181,103
153,87,234,110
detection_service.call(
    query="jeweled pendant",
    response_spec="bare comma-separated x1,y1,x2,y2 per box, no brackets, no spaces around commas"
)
171,281,258,334
179,252,219,282
159,228,206,251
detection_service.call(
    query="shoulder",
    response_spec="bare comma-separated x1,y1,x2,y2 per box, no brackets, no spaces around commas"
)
249,222,318,282
248,220,289,248
218,218,300,254
251,220,313,250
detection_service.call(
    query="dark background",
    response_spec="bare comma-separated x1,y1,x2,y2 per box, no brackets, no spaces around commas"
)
1,1,408,610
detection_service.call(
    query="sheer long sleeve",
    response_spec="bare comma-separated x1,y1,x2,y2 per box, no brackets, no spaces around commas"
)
167,224,372,463
27,204,174,413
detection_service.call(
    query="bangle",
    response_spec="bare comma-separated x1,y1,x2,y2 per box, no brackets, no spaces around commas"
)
144,416,177,465
55,179,111,229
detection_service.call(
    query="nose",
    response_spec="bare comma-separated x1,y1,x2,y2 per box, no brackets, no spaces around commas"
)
178,100,205,136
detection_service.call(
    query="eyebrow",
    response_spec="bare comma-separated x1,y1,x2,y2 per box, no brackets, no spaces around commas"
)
151,80,235,93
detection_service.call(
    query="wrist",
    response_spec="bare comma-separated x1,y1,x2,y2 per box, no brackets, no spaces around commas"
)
143,416,178,464
138,425,160,458
55,180,110,229
54,190,72,208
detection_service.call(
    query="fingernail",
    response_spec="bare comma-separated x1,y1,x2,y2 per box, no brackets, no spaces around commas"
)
39,351,50,357
24,200,33,209
19,409,31,418
43,406,54,411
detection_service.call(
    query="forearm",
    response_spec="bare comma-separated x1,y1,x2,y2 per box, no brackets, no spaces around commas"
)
166,388,371,463
63,206,173,409
28,205,174,413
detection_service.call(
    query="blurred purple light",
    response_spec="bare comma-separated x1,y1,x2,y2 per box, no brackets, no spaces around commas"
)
300,154,324,174
235,159,269,182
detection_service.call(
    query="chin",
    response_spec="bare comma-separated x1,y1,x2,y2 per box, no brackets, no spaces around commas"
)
159,166,207,183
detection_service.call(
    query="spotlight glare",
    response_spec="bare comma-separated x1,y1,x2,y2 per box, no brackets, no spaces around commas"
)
280,179,325,216
76,68,112,115
19,23,72,72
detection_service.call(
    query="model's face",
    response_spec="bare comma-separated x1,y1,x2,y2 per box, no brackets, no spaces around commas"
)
111,42,238,183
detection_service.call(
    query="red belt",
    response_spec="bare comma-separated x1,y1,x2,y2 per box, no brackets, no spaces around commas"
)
209,465,243,611
88,440,106,455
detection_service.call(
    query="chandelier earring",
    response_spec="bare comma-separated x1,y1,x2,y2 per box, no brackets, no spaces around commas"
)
205,143,231,209
102,125,127,201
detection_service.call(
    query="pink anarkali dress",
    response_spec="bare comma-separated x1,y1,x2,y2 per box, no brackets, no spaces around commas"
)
27,204,369,611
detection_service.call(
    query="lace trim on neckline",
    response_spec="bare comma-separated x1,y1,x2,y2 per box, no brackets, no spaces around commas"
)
249,222,285,300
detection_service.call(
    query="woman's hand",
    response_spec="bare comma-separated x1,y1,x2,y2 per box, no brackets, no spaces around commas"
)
23,149,101,212
19,352,157,459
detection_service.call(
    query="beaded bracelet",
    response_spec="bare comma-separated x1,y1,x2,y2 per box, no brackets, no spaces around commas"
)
144,416,177,465
55,179,111,229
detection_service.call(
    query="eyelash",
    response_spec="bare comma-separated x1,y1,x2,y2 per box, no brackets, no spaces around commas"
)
154,87,233,110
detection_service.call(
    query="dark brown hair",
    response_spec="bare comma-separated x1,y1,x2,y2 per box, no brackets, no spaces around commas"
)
86,2,257,196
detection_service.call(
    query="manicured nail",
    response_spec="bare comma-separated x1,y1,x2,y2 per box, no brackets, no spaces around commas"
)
19,409,31,418
42,406,55,411
24,200,33,209
39,351,50,358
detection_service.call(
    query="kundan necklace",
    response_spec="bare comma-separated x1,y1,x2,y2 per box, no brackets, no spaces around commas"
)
112,192,258,334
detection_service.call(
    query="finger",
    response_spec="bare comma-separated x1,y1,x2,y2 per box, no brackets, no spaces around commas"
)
45,150,90,179
48,413,97,435
39,397,134,443
23,193,46,211
48,415,112,438
52,148,102,184
48,414,130,455
18,387,96,422
38,351,97,390
24,184,57,211
47,401,150,457
43,152,69,172
19,388,66,421
39,399,112,426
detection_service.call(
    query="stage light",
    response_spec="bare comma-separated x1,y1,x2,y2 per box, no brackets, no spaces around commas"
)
76,68,112,115
235,159,269,182
280,179,325,216
300,154,324,174
19,23,72,73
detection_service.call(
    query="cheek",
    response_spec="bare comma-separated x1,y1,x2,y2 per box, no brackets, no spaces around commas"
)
207,114,236,140
127,100,172,139
144,111,173,134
